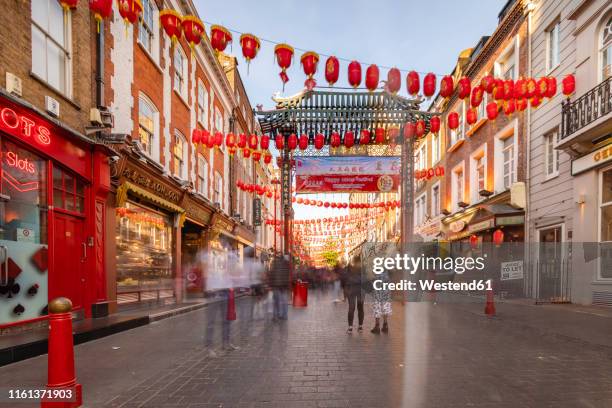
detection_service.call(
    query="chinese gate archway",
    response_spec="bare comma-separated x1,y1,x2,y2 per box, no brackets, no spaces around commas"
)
256,89,437,260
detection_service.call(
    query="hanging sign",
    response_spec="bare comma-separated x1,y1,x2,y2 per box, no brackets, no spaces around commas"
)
253,198,262,226
295,156,400,192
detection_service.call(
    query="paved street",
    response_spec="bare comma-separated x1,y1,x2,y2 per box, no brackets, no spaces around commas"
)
2,290,612,408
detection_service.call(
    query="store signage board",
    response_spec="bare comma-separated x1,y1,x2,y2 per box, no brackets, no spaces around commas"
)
449,220,466,233
468,219,494,233
253,198,262,226
295,156,400,192
496,215,524,226
571,140,612,175
501,261,524,281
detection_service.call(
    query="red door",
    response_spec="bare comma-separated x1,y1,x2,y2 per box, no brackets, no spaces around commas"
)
52,213,86,310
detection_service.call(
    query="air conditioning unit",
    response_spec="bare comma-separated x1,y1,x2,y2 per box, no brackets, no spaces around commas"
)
5,72,22,96
45,96,60,117
89,106,114,128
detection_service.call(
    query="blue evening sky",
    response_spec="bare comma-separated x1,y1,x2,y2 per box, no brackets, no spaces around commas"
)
193,0,507,219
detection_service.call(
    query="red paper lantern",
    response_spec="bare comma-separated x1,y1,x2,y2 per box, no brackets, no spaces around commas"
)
275,44,294,86
480,74,495,94
503,99,516,116
200,129,210,146
466,108,478,125
314,133,325,150
225,132,236,148
365,65,380,92
470,234,479,249
159,9,182,42
440,75,454,98
406,71,420,96
434,166,445,176
493,229,504,246
214,131,223,147
530,95,542,109
562,74,575,97
59,0,79,10
348,61,362,88
192,129,201,144
360,129,371,145
287,133,298,150
242,148,251,158
486,102,499,121
535,77,548,98
503,79,515,101
516,98,528,112
237,133,247,149
457,77,471,99
210,25,232,54
324,202,330,208
331,202,337,208
264,153,272,164
181,16,204,48
260,135,270,150
240,33,260,64
429,116,441,134
300,51,319,78
546,77,557,98
513,77,527,99
248,134,258,150
299,134,309,150
89,0,113,24
423,73,436,97
525,78,537,99
317,201,323,207
252,150,262,161
206,133,215,148
470,85,484,108
386,68,401,94
344,131,355,148
447,112,459,130
415,120,426,138
330,132,341,148
492,79,505,101
325,56,340,86
117,0,143,25
403,122,415,139
375,128,385,144
275,134,284,150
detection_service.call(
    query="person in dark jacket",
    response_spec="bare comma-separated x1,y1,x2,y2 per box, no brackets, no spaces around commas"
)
269,255,290,320
346,255,364,333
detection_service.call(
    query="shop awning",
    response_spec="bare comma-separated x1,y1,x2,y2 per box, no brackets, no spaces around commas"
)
117,181,186,215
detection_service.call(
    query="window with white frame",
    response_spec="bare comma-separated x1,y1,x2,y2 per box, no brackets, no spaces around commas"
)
546,20,560,72
495,37,518,80
432,133,440,164
600,16,612,80
173,131,186,179
214,171,222,205
476,91,487,124
417,142,427,170
450,102,465,146
415,193,427,226
502,136,515,189
431,182,440,217
138,96,157,157
31,0,71,96
214,109,223,132
544,130,559,178
599,167,612,278
173,46,187,98
197,155,208,196
138,0,156,54
451,164,465,212
197,81,209,127
470,147,487,204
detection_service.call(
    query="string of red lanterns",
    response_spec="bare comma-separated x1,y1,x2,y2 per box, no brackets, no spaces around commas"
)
415,166,445,180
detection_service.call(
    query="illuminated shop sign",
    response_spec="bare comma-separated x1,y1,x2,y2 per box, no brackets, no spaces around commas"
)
0,107,52,146
5,150,36,174
571,140,612,175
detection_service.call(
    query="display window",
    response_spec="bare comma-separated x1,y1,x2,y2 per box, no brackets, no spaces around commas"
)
599,166,612,279
115,201,174,303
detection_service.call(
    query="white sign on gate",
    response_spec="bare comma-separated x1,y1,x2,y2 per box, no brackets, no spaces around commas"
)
501,261,523,281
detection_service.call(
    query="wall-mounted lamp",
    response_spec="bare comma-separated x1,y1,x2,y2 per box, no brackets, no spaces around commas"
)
576,194,586,204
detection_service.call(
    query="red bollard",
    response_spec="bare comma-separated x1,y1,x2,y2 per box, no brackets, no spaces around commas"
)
484,289,496,317
226,288,236,321
292,280,308,307
41,297,82,408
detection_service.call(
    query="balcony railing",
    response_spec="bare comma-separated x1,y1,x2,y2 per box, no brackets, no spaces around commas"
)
561,76,612,140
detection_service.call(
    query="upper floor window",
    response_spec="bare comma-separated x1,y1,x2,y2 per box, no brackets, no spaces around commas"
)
138,96,157,157
214,171,222,205
502,136,515,190
431,182,440,217
432,133,441,164
173,131,186,179
197,155,208,197
450,102,465,146
197,81,209,127
495,37,518,80
173,46,187,98
544,130,559,178
138,0,156,55
546,20,560,72
415,193,427,227
31,0,71,96
451,164,465,212
601,17,612,80
470,147,487,204
214,108,223,132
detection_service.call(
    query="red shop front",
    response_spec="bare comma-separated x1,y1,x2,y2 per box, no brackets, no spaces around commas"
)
0,93,111,328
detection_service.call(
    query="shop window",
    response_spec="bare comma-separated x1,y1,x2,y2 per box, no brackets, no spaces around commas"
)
138,0,157,58
431,182,440,217
52,166,85,214
544,130,559,178
138,95,158,159
173,46,187,98
197,155,208,197
31,0,72,96
600,16,612,81
172,131,186,179
197,81,209,127
599,167,612,279
546,19,560,72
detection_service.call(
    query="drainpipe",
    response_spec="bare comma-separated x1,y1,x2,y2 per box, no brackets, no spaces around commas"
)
96,21,104,109
525,2,533,297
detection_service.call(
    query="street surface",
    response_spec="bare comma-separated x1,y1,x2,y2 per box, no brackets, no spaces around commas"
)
2,290,612,408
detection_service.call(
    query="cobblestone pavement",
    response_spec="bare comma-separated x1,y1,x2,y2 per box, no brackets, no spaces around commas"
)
3,289,612,408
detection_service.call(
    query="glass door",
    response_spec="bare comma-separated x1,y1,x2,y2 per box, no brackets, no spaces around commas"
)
0,138,48,325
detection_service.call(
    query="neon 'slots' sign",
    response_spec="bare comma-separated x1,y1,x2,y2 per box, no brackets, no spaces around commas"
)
5,151,36,174
0,107,51,146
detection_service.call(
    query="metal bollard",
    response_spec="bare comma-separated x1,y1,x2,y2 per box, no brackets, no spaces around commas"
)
41,297,82,408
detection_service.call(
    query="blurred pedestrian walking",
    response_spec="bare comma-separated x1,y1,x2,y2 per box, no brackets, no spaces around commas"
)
269,254,290,320
346,255,364,333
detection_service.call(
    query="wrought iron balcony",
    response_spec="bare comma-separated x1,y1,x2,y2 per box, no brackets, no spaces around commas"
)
561,76,612,140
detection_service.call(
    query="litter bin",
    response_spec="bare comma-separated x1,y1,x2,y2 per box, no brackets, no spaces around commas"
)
292,280,308,307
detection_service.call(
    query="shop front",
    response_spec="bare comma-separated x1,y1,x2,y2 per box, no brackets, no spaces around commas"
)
113,152,185,307
0,92,110,327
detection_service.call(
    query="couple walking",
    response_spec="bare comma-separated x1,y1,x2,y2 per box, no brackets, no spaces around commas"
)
344,254,392,334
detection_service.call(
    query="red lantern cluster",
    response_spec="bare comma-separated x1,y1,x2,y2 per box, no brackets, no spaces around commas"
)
415,166,445,180
293,197,400,211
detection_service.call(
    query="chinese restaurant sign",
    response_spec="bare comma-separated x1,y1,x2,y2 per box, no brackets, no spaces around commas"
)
295,156,400,193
